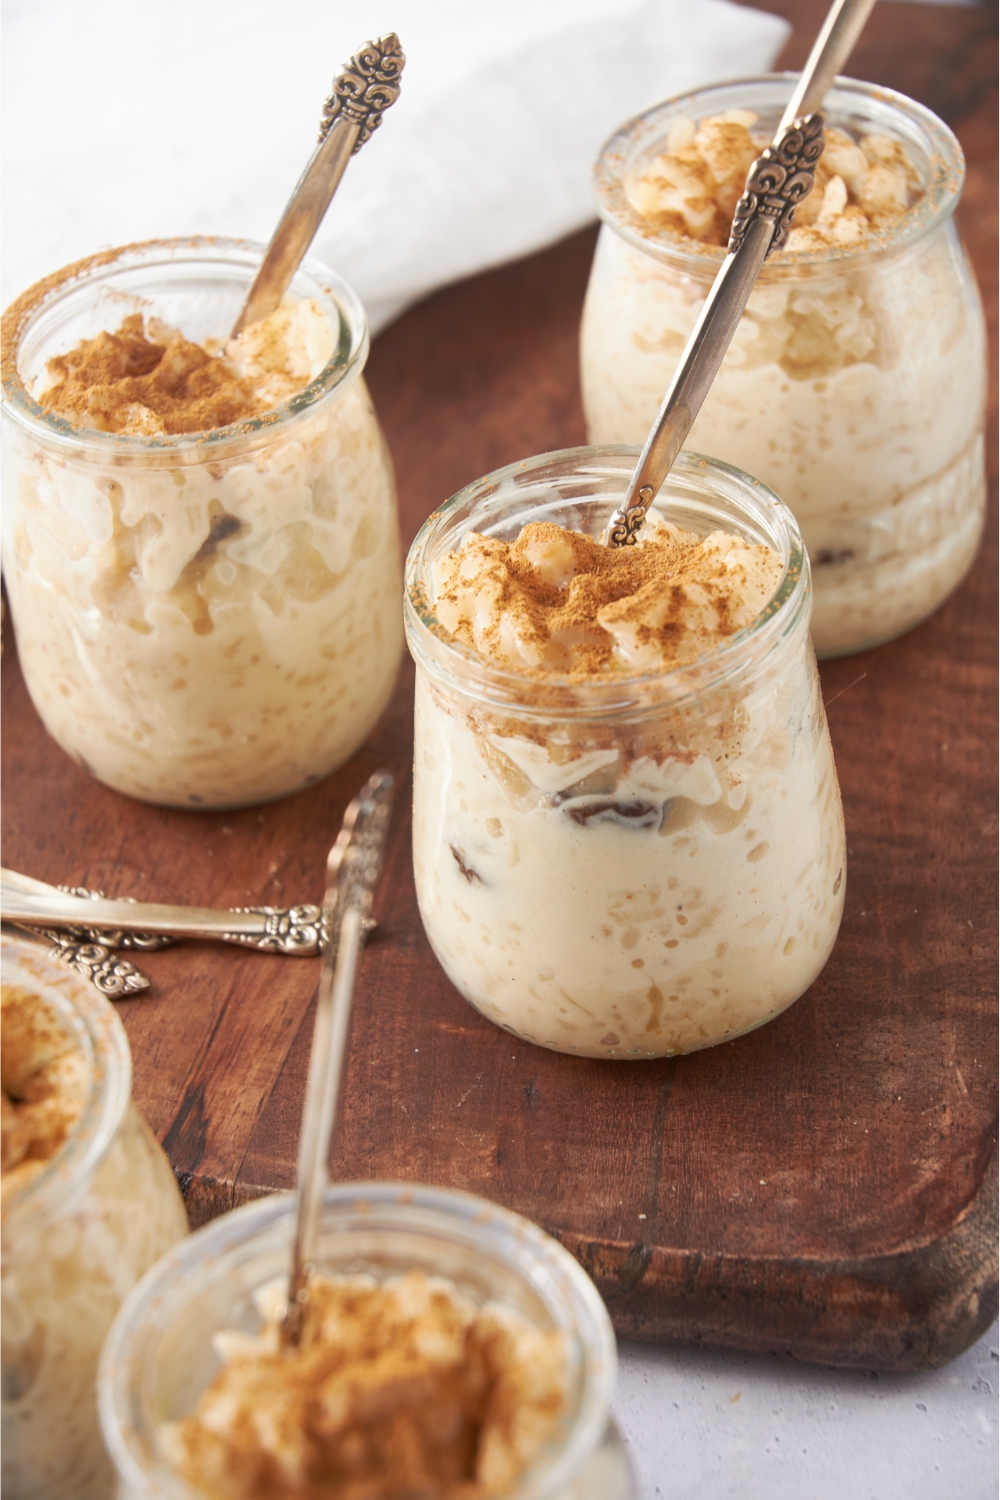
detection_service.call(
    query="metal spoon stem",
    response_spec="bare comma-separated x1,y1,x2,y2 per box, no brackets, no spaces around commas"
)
281,769,394,1347
779,0,878,130
232,122,360,336
610,215,775,542
1,869,328,955
285,904,365,1334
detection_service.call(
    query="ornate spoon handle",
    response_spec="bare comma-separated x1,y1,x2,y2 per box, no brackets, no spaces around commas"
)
1,868,327,956
5,925,154,997
232,34,404,335
607,0,876,545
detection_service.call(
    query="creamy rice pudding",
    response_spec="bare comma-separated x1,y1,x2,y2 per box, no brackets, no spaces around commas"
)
1,239,402,807
2,983,89,1201
99,1185,633,1499
405,449,845,1058
1,937,188,1500
161,1269,567,1498
581,78,987,656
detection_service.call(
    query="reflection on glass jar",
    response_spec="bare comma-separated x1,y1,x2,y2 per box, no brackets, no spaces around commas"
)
1,239,403,808
1,935,189,1500
99,1184,635,1499
581,77,987,658
405,449,845,1059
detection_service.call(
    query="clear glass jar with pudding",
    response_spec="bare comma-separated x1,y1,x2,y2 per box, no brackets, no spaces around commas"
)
580,76,987,657
1,238,403,808
99,1183,635,1499
404,448,845,1059
1,934,189,1500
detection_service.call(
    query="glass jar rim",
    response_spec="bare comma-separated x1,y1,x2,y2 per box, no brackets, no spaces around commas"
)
592,73,965,274
0,236,370,459
404,445,810,719
0,934,132,1227
98,1181,617,1500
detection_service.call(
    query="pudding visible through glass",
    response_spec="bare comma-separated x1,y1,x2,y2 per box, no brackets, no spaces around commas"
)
581,77,987,657
405,449,846,1060
1,239,403,808
98,1186,635,1499
1,936,189,1500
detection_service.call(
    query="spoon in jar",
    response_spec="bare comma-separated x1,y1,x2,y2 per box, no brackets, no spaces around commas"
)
281,769,395,1347
605,0,877,546
231,34,405,336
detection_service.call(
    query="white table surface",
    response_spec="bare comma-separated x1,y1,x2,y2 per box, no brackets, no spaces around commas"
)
613,1319,998,1499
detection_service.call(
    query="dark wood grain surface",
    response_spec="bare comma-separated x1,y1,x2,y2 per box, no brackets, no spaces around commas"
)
2,1,996,1370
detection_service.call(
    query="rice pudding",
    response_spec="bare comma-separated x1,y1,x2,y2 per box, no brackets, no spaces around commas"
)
1,937,188,1500
98,1185,633,1499
581,78,987,656
160,1269,567,1497
1,239,402,807
405,449,846,1059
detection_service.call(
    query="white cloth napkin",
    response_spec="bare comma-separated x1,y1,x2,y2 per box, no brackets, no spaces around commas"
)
1,0,788,332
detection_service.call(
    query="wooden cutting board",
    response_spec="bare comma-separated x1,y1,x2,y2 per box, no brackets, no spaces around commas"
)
2,0,995,1372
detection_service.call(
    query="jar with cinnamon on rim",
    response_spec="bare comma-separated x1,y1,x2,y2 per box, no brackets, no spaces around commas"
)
404,447,846,1060
1,238,402,808
580,76,987,658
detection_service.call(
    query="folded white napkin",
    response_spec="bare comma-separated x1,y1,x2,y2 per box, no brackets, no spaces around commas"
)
1,0,788,331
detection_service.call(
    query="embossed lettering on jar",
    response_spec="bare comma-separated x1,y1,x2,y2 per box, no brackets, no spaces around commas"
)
404,449,846,1060
1,239,403,808
581,77,988,657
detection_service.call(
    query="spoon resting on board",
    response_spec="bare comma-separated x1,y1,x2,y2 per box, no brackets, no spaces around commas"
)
605,0,878,546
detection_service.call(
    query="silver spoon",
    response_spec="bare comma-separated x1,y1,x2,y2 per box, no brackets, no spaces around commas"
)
1,867,329,956
606,0,877,546
231,34,405,337
281,769,394,1347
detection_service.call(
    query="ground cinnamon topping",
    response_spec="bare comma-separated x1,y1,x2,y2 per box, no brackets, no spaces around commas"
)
433,519,783,678
18,284,335,437
161,1270,567,1499
1,983,89,1204
37,314,265,436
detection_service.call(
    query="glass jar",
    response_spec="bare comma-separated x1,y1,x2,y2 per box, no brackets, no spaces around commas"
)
1,934,189,1500
581,76,987,657
1,238,403,808
98,1183,635,1500
405,447,845,1058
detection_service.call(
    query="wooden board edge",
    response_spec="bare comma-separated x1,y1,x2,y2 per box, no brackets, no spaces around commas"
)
564,1127,998,1372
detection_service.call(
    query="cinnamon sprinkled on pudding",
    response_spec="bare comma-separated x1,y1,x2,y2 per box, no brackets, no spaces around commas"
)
433,519,782,678
627,109,921,251
1,983,89,1203
161,1271,567,1499
35,298,334,436
38,315,261,435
